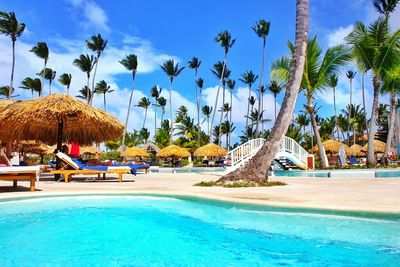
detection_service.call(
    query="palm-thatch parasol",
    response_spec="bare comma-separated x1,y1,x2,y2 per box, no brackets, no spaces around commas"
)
346,144,365,157
362,140,387,153
157,145,191,158
121,146,149,158
80,146,101,155
312,139,348,154
0,99,13,110
193,144,227,157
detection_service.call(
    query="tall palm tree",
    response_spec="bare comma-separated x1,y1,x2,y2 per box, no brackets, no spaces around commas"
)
201,105,213,138
76,86,92,102
267,80,283,120
295,114,310,135
73,54,95,102
373,0,399,19
210,30,236,142
30,42,49,97
150,85,161,137
0,11,25,99
253,19,271,136
346,17,400,166
37,68,56,95
239,71,258,141
136,97,151,129
160,59,185,145
20,77,41,98
222,0,308,184
188,57,202,146
227,79,235,148
58,73,72,95
119,54,138,150
328,74,340,140
346,70,356,145
157,96,167,124
196,78,204,145
0,86,13,99
94,80,114,111
86,34,108,103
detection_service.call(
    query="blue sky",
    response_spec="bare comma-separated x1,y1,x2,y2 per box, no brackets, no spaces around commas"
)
1,0,399,143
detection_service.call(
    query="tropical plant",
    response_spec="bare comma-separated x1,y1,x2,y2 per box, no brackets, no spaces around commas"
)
345,70,357,145
86,34,108,103
58,73,72,95
94,80,114,111
373,0,399,19
295,113,310,135
346,17,400,166
73,54,95,101
20,77,41,97
201,105,213,137
150,85,161,137
221,120,235,149
266,80,283,120
253,19,271,136
328,75,340,140
76,86,92,102
239,71,258,141
119,54,138,150
139,128,150,144
157,96,167,123
226,79,235,146
37,67,56,95
136,97,151,129
30,41,49,97
188,57,202,146
0,86,13,99
160,59,185,145
0,11,25,98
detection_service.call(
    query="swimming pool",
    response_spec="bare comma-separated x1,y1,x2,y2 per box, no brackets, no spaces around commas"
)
0,195,399,266
273,169,400,178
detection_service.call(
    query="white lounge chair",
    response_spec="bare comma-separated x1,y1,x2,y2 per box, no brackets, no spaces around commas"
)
0,166,41,192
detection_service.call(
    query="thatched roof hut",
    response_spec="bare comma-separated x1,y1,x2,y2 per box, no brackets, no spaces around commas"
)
156,145,190,158
346,144,365,157
121,147,149,158
313,139,348,154
80,146,101,155
193,144,227,157
362,140,387,153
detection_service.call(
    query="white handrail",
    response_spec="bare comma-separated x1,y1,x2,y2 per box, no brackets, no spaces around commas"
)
227,136,309,170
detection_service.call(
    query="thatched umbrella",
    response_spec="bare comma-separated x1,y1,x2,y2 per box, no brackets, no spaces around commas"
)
0,94,124,179
193,144,227,157
346,144,365,157
157,145,190,167
312,139,348,154
121,146,149,158
362,140,387,153
0,99,13,110
80,146,101,155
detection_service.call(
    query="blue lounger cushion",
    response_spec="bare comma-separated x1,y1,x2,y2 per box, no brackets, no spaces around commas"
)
71,158,149,175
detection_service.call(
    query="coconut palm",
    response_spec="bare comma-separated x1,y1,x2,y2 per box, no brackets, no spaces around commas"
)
221,0,309,182
253,19,271,136
346,17,400,166
30,42,49,97
19,77,41,98
239,71,258,141
119,54,138,150
346,70,357,145
157,96,167,124
196,78,204,145
58,73,72,95
201,105,213,138
0,86,13,99
160,59,185,145
373,0,399,19
94,80,114,111
328,74,340,140
73,54,95,102
188,57,202,145
227,79,235,147
136,97,151,129
76,86,92,102
0,11,25,98
210,30,236,142
150,85,161,137
267,80,283,120
295,114,310,135
86,34,108,103
37,68,56,95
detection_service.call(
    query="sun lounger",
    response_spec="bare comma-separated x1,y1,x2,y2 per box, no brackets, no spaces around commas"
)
52,152,131,183
0,166,41,192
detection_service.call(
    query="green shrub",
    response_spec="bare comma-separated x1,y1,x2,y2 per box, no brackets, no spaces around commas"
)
100,151,121,161
181,159,189,166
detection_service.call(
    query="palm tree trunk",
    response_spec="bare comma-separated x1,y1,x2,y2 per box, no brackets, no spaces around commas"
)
347,79,353,146
207,116,210,137
210,54,227,143
86,74,91,104
383,92,396,165
195,69,201,147
9,40,16,99
154,101,157,140
229,91,233,149
121,71,136,150
367,76,380,166
40,61,46,98
333,87,340,141
49,80,52,95
307,96,327,168
274,95,277,120
143,108,148,129
91,56,100,104
103,93,107,111
219,0,308,183
255,38,267,137
218,85,226,145
362,72,368,136
169,80,173,145
245,86,252,141
67,85,70,96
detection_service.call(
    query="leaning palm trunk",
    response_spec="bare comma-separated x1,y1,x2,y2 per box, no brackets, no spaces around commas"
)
9,40,16,99
367,77,380,166
245,86,252,141
383,92,396,165
347,79,353,146
103,93,107,111
91,57,100,105
218,85,226,145
210,54,227,143
195,70,201,147
40,61,46,97
143,108,148,129
121,71,136,149
361,72,368,136
255,38,267,137
86,75,91,104
219,0,308,183
169,81,173,145
229,90,233,149
333,87,340,141
154,102,157,139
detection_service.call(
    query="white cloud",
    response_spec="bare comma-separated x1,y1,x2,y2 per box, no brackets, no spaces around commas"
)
327,25,353,47
65,0,110,32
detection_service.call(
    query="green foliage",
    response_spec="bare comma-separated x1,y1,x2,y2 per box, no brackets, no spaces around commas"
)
100,151,121,161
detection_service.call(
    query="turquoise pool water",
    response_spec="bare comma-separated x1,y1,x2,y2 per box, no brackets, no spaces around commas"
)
0,195,399,266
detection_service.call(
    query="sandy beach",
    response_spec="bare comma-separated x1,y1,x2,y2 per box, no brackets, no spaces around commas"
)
1,172,399,214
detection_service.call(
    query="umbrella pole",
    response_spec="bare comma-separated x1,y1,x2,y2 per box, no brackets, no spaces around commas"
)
54,119,64,181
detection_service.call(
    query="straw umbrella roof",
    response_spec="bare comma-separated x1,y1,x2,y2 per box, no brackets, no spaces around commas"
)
362,140,387,153
80,146,101,155
0,100,13,110
24,143,49,155
121,146,149,158
193,144,227,157
312,139,348,154
0,94,124,145
346,144,365,157
141,142,161,153
156,145,191,158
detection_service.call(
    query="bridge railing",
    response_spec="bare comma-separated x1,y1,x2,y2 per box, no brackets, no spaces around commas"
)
277,136,309,166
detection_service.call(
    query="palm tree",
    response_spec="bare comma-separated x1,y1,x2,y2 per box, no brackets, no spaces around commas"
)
136,97,151,129
86,34,108,103
266,80,283,120
201,105,213,138
239,71,258,141
346,17,400,166
30,42,49,97
220,0,309,183
295,114,310,135
150,85,161,137
94,80,114,111
346,70,356,145
373,0,399,19
73,54,95,102
58,73,72,95
196,78,204,145
253,19,271,136
160,59,185,145
188,57,202,146
227,79,235,148
37,68,56,95
119,54,138,150
20,77,41,98
0,86,14,99
328,75,340,140
0,11,25,99
76,86,92,102
157,96,167,125
210,30,236,142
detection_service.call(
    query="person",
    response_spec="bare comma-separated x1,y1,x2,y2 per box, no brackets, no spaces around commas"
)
69,142,80,158
0,143,11,166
